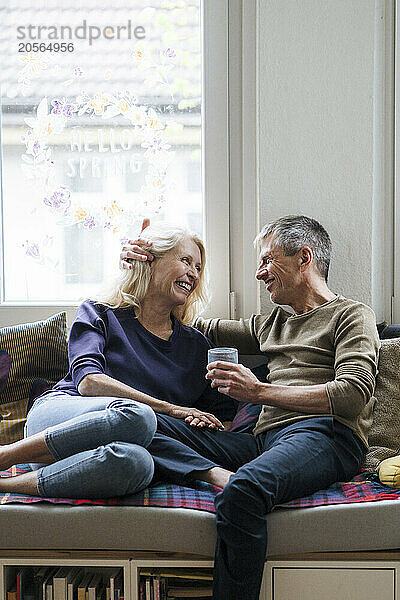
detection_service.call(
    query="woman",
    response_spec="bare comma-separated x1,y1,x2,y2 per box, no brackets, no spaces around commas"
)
0,223,234,499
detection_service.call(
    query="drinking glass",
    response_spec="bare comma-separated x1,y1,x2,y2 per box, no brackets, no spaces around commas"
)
207,347,238,364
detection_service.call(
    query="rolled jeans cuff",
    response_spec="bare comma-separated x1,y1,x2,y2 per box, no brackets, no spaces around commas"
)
36,467,46,496
44,431,62,461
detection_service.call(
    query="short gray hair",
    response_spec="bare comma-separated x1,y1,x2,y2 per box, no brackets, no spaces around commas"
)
254,215,332,281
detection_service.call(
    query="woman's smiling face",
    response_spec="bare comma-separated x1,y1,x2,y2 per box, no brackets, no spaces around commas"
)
148,238,202,307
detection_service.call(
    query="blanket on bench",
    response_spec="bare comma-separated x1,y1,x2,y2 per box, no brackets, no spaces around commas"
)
0,467,399,513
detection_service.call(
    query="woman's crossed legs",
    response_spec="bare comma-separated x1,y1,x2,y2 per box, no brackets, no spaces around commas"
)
0,391,157,498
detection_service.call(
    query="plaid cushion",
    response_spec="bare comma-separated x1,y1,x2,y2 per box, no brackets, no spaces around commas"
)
0,467,398,510
229,362,266,432
279,471,400,508
0,466,220,511
229,402,261,433
0,313,68,443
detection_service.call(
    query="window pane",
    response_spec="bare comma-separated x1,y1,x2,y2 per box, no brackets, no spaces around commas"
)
1,0,202,302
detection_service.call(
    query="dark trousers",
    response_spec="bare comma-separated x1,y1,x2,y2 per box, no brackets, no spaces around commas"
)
148,415,365,600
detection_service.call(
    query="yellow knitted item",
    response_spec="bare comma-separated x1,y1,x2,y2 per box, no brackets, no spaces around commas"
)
378,456,400,488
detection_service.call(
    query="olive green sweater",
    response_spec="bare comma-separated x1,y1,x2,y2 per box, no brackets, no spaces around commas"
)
195,295,380,447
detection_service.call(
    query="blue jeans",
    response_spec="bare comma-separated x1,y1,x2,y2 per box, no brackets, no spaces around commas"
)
25,391,157,499
148,415,365,600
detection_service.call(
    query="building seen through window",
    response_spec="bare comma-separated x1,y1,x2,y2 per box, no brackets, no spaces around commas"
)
1,0,202,302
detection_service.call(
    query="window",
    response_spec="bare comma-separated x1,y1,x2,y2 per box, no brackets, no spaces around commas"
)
393,0,399,323
0,0,233,325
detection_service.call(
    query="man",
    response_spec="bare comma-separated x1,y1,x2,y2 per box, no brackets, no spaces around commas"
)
120,215,379,600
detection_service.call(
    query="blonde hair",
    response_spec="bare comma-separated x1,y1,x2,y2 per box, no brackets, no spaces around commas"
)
99,222,208,324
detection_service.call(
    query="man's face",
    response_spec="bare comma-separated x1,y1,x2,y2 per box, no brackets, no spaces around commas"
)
255,235,302,306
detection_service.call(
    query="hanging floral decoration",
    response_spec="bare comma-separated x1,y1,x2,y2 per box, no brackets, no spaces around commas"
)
16,3,201,264
19,91,171,256
21,90,172,236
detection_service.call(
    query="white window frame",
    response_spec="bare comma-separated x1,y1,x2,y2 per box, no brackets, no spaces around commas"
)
394,0,400,323
228,0,259,320
201,0,230,320
0,0,245,327
370,0,395,324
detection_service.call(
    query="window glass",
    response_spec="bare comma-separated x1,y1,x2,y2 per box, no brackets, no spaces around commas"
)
1,0,202,302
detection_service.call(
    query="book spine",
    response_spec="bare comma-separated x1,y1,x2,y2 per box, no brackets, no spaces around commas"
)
153,578,160,600
160,579,167,600
145,578,151,600
33,575,45,600
77,585,86,600
46,582,53,600
138,582,145,600
53,577,67,600
110,571,121,600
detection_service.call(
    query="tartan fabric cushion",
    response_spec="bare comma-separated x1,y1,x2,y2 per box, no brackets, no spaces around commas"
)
229,402,261,433
0,313,68,443
0,466,398,509
229,362,266,433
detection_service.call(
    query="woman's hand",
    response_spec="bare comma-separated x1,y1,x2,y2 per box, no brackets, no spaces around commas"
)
120,218,154,269
168,405,224,430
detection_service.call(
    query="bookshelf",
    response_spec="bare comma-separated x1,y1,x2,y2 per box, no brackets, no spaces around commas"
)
0,554,218,600
2,551,400,599
0,558,131,600
131,559,213,600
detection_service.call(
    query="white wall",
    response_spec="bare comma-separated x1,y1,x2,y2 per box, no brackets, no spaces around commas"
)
256,0,393,321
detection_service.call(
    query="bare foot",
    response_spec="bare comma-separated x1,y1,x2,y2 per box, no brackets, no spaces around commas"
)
0,470,39,495
192,466,234,489
0,445,15,471
0,433,55,471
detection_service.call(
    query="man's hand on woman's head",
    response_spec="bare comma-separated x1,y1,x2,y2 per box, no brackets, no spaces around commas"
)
120,239,154,269
120,217,154,270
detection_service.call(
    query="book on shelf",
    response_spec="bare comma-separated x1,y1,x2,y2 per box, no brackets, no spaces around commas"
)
6,588,17,600
16,568,23,600
17,567,35,600
138,577,165,600
77,572,94,600
152,577,160,600
138,581,145,600
42,568,57,600
67,568,83,600
53,567,72,600
109,568,123,600
160,579,167,599
46,576,55,600
145,578,151,600
139,571,212,582
33,566,52,600
87,572,103,600
166,587,213,597
139,572,213,600
45,579,53,600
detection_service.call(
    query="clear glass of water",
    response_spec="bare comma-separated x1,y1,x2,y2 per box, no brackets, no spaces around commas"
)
207,347,238,364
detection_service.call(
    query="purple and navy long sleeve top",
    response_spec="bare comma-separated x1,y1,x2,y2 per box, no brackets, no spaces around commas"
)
51,301,236,420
